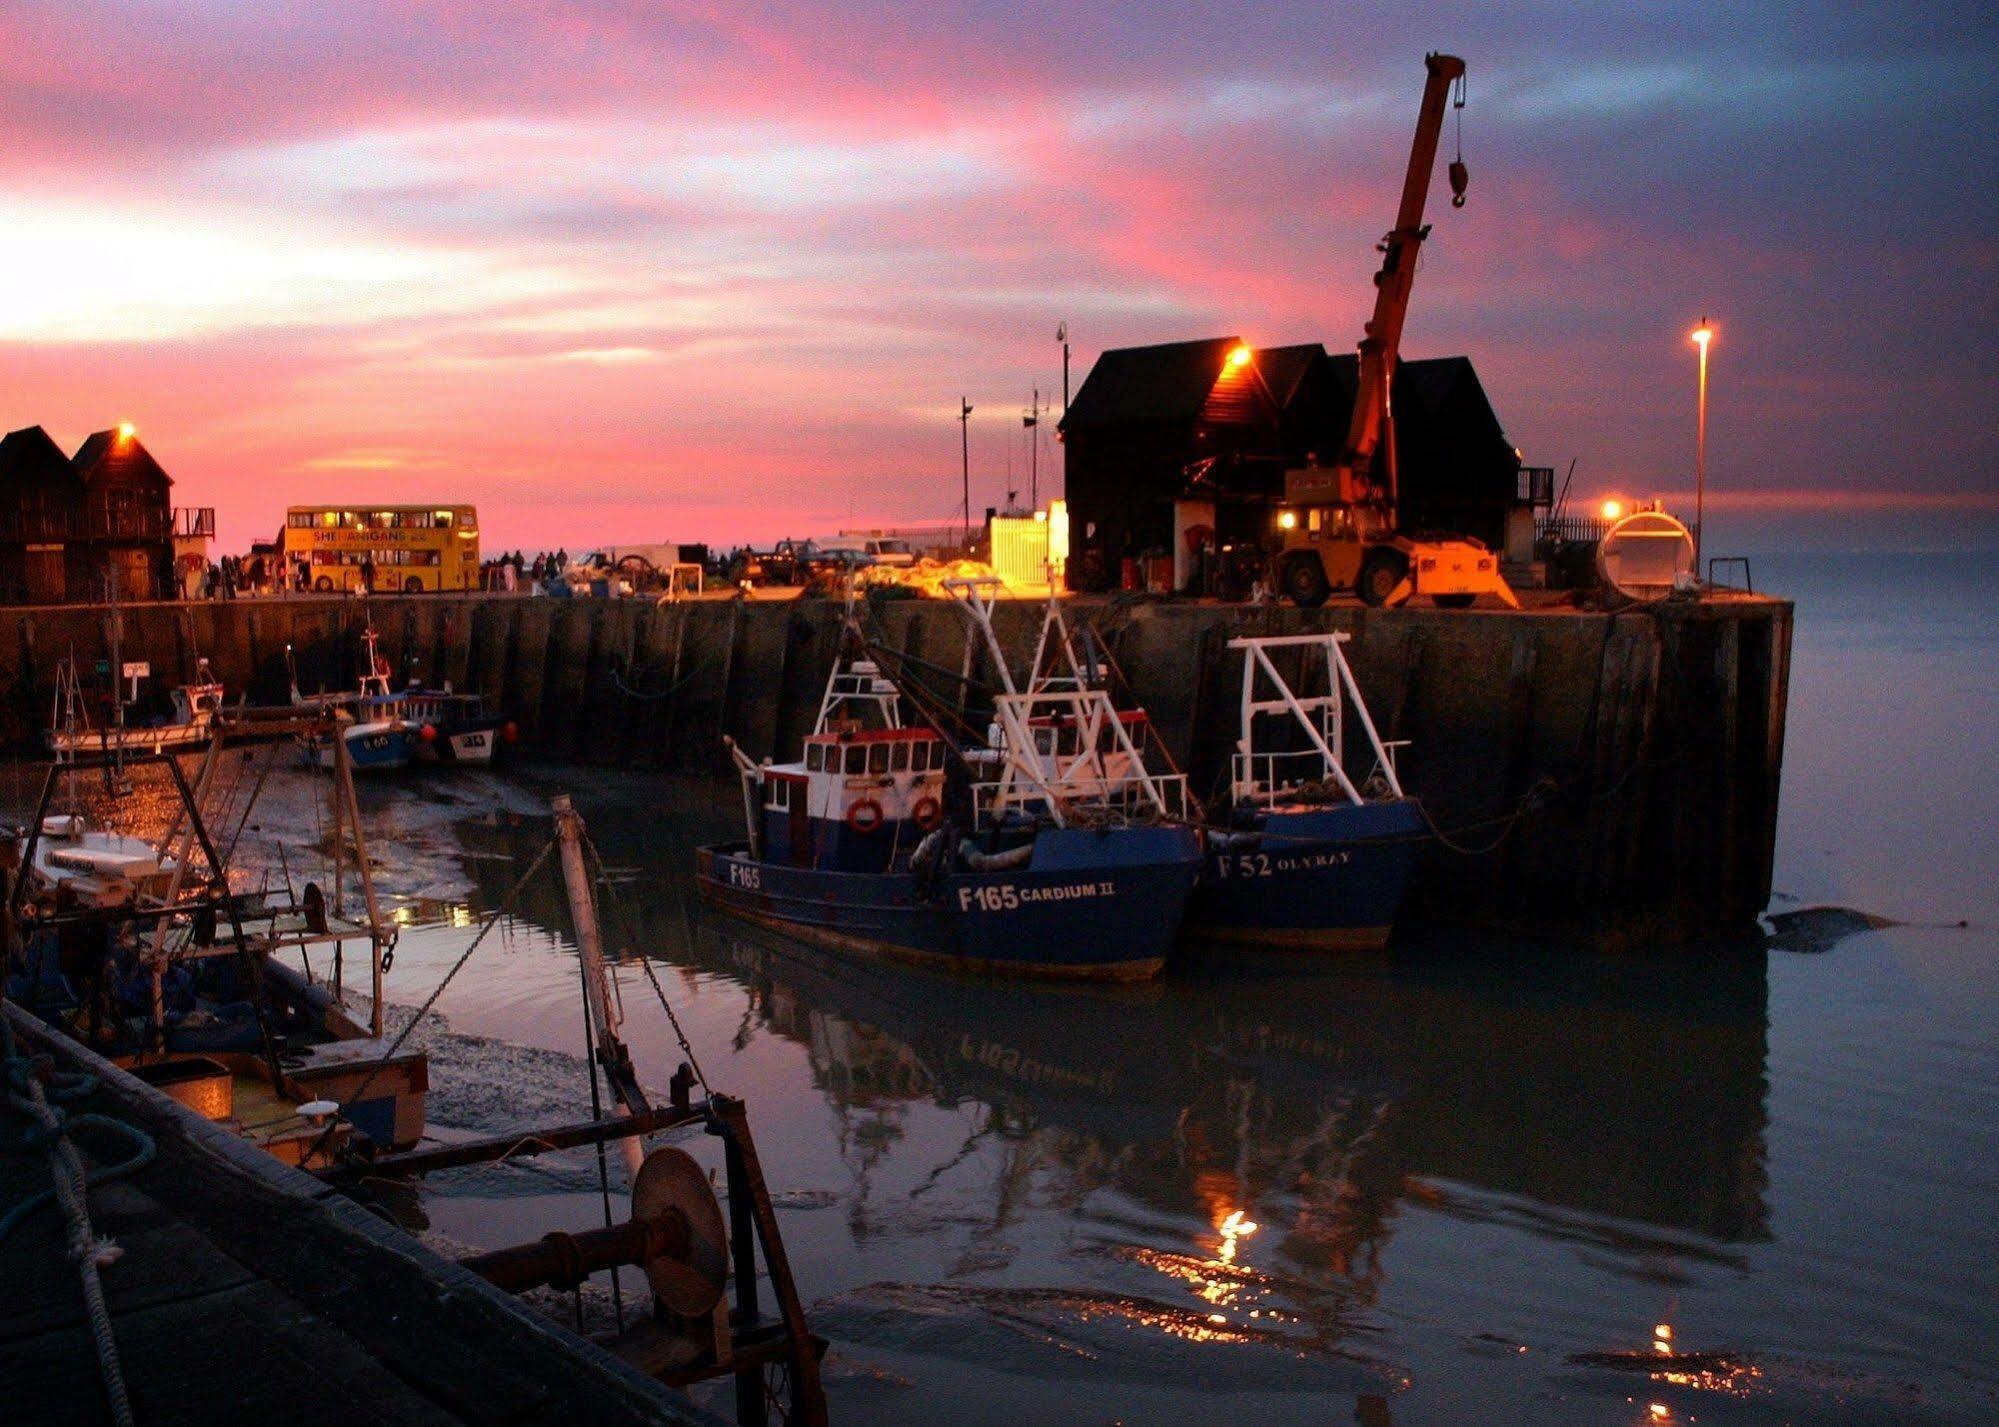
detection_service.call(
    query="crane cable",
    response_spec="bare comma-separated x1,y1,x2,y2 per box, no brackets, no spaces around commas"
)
1450,70,1469,208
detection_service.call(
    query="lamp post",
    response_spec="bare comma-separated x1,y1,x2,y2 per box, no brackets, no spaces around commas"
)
959,398,973,548
1057,323,1070,415
1691,318,1713,570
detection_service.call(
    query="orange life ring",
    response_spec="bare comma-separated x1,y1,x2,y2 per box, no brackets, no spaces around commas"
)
910,796,943,830
845,798,885,834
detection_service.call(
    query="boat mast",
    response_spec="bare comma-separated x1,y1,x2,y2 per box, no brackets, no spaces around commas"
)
553,794,650,1183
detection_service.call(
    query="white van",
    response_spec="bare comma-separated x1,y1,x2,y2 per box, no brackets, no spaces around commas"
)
816,537,916,567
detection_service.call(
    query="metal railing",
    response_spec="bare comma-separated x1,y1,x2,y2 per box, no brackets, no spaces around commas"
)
1706,556,1754,592
1537,513,1610,545
975,769,1191,823
0,507,175,542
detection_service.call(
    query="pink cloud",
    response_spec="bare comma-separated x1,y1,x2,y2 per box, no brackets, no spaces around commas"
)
0,5,1989,554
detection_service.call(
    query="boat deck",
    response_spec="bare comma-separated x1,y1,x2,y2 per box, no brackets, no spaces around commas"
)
0,1005,714,1426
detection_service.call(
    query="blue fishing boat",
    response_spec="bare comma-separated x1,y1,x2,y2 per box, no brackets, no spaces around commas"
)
696,629,1203,981
1186,633,1425,949
296,627,422,772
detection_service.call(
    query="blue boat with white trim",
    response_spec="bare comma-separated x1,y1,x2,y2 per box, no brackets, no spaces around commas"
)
696,638,1203,981
1186,632,1425,949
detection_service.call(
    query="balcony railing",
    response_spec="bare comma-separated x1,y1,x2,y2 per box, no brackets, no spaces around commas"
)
174,507,216,539
0,507,175,543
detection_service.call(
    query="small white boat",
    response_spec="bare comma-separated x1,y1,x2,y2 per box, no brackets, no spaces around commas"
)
46,658,224,761
24,814,182,910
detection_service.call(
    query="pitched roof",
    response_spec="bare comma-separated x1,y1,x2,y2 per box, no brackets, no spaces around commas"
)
1317,354,1509,447
0,425,82,497
1060,336,1249,430
1252,343,1326,410
1060,339,1335,433
72,429,172,489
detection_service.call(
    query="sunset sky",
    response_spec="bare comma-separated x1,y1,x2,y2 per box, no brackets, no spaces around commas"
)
2,3,1993,550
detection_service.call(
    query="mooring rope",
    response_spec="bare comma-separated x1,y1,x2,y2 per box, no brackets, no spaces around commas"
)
609,652,716,703
2,1016,156,1427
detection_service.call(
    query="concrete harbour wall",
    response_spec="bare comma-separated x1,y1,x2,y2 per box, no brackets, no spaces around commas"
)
0,591,1791,941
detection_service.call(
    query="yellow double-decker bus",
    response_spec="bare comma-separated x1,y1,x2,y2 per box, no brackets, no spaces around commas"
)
281,505,480,593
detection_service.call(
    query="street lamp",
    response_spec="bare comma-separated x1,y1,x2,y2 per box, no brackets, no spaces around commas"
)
959,398,974,548
1691,319,1713,569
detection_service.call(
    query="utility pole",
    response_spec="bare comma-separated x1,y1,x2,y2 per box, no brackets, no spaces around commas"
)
1057,323,1070,415
1024,387,1041,511
1691,318,1713,570
959,397,974,548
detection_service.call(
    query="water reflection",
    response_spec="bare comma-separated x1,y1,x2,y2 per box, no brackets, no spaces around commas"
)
460,807,1771,1279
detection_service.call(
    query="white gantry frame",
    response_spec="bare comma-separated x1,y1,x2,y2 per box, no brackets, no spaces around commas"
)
943,578,1185,825
1228,633,1405,807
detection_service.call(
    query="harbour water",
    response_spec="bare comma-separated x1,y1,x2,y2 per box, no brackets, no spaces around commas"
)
23,525,1994,1424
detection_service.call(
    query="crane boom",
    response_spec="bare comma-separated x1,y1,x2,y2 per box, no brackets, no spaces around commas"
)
1339,51,1465,515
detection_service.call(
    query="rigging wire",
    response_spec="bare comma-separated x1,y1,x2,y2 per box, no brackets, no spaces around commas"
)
581,833,712,1096
300,838,558,1166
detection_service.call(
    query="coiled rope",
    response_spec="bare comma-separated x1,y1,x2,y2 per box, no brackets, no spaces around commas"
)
2,1015,158,1427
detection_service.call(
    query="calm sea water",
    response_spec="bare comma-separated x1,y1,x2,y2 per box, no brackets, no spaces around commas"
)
334,534,1999,1424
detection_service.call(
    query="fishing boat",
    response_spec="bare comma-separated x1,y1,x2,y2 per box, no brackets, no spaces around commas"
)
695,607,1203,980
1185,633,1426,949
296,627,422,772
44,656,226,761
6,730,428,1164
401,687,510,766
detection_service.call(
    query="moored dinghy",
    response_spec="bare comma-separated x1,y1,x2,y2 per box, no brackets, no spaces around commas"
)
1187,632,1425,948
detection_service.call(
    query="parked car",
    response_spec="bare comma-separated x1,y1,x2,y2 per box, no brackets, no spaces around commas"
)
816,536,915,567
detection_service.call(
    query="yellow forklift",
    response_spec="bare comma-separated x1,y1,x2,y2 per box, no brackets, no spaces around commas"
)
1274,52,1519,611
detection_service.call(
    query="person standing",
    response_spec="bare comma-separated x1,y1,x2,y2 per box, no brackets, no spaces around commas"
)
358,555,375,595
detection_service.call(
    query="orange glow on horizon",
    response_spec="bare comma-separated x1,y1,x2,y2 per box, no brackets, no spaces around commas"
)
1225,343,1253,370
116,421,135,442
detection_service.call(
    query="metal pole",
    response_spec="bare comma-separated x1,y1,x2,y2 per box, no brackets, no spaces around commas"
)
331,731,389,1037
552,794,646,1183
1060,326,1070,415
959,398,973,548
1694,317,1710,569
1028,386,1039,511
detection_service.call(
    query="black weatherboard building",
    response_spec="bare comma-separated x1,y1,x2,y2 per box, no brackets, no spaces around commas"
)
1058,336,1537,592
0,424,177,603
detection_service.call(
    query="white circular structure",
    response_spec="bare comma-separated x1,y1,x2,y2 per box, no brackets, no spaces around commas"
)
1596,511,1696,602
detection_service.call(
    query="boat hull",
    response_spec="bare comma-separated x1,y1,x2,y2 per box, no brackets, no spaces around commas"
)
46,723,211,758
413,719,503,766
1188,799,1426,950
318,721,420,772
696,826,1201,981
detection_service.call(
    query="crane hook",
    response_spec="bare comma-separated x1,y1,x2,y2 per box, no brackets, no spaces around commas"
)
1449,72,1468,208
